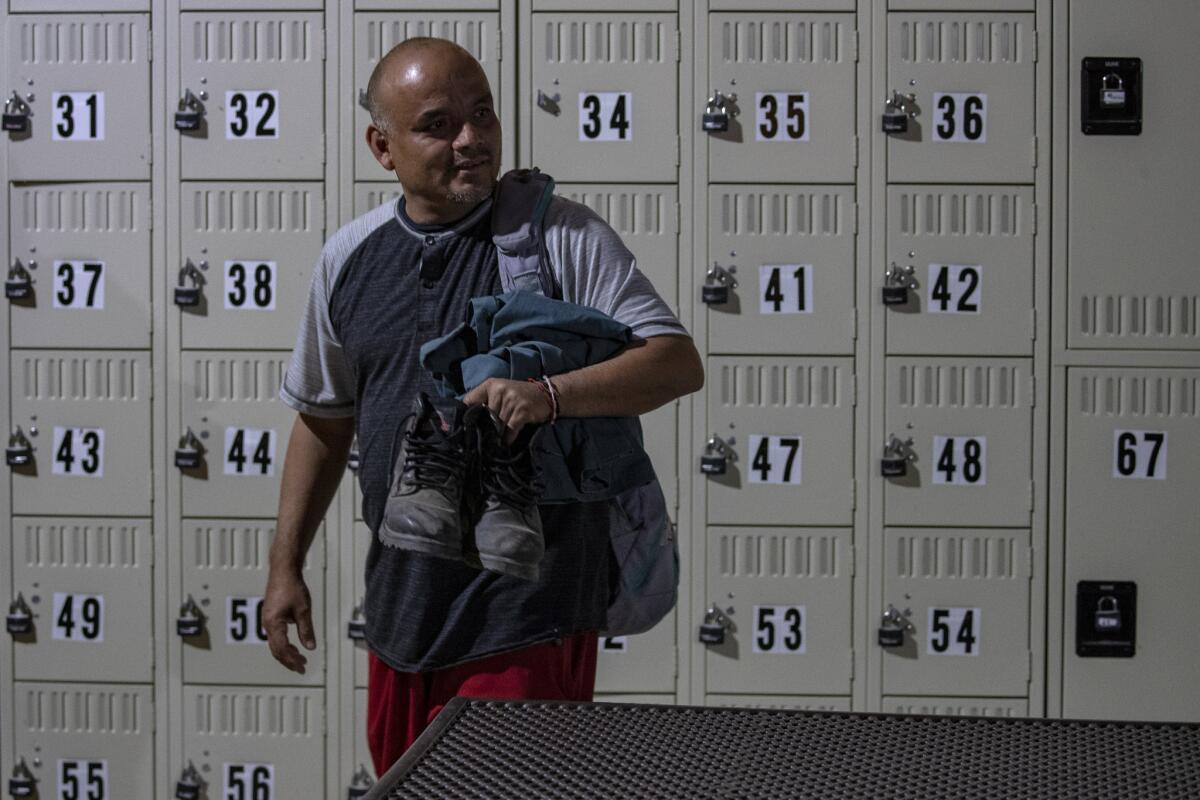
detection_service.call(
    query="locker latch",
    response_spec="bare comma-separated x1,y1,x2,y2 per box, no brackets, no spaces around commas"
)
878,604,914,648
347,765,375,799
174,427,205,470
7,758,36,798
1100,73,1127,109
6,427,35,468
702,90,731,132
882,90,916,134
1094,595,1123,632
700,434,733,476
174,761,203,800
173,260,205,307
701,264,737,305
348,600,367,641
882,263,916,306
535,89,561,116
881,434,915,478
176,595,205,638
174,89,206,132
6,593,34,636
3,91,31,134
699,603,731,646
357,88,370,111
347,442,361,473
6,261,33,301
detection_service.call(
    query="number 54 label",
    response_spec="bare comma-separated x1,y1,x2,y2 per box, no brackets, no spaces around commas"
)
928,607,980,656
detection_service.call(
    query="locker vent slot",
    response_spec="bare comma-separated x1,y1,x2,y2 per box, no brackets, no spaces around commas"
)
190,187,316,233
19,355,144,402
1078,295,1200,341
1079,372,1200,418
718,531,841,578
561,191,670,237
897,363,1022,409
190,356,287,402
886,699,1025,717
18,19,142,65
896,191,1021,237
192,691,316,737
365,18,491,64
543,20,667,64
190,17,314,64
718,191,844,237
22,687,145,734
709,698,848,712
895,533,1020,580
718,19,847,64
21,520,143,568
362,189,403,212
898,19,1026,65
191,523,274,570
18,186,142,234
719,363,844,408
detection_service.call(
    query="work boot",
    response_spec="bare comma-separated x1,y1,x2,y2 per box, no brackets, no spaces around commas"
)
464,405,545,581
378,393,468,560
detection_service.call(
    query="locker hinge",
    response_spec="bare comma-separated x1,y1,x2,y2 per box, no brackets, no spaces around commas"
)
1029,374,1036,408
497,29,502,62
673,475,680,513
1031,136,1038,168
673,201,681,235
851,373,858,406
1030,308,1037,341
1028,479,1035,512
1033,30,1039,63
850,545,857,577
1027,546,1035,580
1031,202,1038,235
673,647,680,678
147,29,153,61
853,30,860,62
853,135,860,168
675,135,681,167
849,479,856,510
849,648,856,680
1027,650,1033,683
853,202,859,235
850,307,858,341
674,29,681,63
321,133,327,165
322,27,328,61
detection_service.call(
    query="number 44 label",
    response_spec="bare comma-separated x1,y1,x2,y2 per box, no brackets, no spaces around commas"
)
224,428,275,476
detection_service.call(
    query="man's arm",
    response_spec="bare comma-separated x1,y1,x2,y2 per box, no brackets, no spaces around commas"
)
462,334,703,439
263,412,355,673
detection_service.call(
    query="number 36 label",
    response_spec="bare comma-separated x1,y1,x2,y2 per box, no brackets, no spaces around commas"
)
933,92,987,143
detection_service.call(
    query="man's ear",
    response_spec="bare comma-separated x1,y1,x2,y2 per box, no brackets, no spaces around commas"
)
366,124,396,172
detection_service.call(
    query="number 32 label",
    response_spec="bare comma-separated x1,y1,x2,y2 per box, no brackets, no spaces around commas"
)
226,90,279,140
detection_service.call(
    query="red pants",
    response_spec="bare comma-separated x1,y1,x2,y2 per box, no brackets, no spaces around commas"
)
366,631,599,776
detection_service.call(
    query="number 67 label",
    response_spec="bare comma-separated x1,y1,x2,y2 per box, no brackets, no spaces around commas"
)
1113,430,1167,480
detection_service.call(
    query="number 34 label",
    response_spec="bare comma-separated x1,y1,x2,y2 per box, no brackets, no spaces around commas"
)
578,92,631,141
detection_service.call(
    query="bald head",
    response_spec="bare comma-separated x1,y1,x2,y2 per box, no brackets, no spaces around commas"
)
365,37,482,133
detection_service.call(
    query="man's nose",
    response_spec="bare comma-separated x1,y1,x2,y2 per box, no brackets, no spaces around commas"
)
453,118,486,151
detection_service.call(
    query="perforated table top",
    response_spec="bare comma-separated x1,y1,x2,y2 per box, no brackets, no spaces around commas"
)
365,698,1200,799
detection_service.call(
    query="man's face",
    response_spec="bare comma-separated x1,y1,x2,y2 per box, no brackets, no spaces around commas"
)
369,50,502,219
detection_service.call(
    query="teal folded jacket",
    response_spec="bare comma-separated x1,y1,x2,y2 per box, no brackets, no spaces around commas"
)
420,291,657,503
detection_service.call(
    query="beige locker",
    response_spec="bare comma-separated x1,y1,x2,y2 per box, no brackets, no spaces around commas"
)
706,695,851,711
885,697,1029,716
596,693,677,705
350,688,376,796
354,521,370,689
595,611,676,695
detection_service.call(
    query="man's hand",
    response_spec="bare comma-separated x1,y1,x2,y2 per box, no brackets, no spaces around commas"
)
462,378,553,443
262,567,317,674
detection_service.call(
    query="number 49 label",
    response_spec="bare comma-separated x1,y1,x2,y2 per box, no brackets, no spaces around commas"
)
748,435,802,485
1113,430,1167,480
928,607,980,656
52,593,104,642
579,93,631,141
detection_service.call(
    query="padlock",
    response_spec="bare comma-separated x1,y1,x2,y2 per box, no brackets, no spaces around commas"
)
878,604,913,648
175,763,203,800
347,766,374,800
3,92,31,134
6,594,33,635
1100,73,1127,108
347,601,366,641
1094,595,1123,632
176,596,204,638
701,264,737,305
6,262,33,300
881,434,914,478
173,261,204,307
174,89,205,131
700,434,732,476
882,90,915,134
7,760,35,798
6,427,34,468
702,90,730,132
174,428,204,470
882,263,916,306
698,604,730,646
347,445,361,473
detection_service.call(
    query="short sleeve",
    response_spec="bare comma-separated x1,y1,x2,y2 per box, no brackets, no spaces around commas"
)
279,244,357,418
544,197,690,339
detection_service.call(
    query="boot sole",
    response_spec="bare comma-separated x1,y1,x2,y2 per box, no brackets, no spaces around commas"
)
377,525,463,562
475,551,542,582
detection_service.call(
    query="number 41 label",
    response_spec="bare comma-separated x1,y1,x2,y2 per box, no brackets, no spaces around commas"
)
759,265,812,315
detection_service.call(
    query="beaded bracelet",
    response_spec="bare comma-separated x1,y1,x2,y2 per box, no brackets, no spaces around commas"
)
527,377,557,424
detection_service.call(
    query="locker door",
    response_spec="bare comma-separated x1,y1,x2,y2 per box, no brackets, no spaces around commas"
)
531,14,678,183
180,183,324,350
706,696,851,711
885,186,1034,356
181,521,324,686
596,611,676,695
705,526,852,696
353,183,402,218
12,684,153,800
6,15,151,181
557,183,679,511
354,13,501,181
9,183,151,349
183,687,324,800
350,688,376,796
12,519,152,684
179,352,293,518
883,358,1032,528
706,186,856,356
10,351,152,516
886,14,1036,184
885,697,1028,716
354,521,370,689
706,357,855,526
707,14,857,185
881,527,1031,697
179,13,324,180
1064,369,1200,722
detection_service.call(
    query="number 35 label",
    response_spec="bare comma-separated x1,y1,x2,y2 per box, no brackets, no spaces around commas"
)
1113,430,1167,480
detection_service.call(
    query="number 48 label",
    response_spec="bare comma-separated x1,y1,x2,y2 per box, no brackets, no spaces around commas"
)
1113,430,1167,480
928,607,980,656
748,435,802,485
932,436,986,486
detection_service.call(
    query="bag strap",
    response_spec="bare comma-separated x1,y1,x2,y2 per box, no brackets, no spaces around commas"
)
491,167,557,297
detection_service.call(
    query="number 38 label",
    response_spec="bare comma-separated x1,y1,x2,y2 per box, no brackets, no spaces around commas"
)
748,435,802,485
1113,430,1167,480
928,607,980,656
579,93,631,141
753,605,806,654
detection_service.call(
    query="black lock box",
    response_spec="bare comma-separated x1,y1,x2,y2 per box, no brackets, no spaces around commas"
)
1081,57,1142,135
1076,580,1136,657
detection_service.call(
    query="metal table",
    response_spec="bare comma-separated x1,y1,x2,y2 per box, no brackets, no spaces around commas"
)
365,698,1200,799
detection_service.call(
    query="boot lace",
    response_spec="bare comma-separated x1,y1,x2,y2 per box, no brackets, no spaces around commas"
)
400,428,465,491
479,443,541,507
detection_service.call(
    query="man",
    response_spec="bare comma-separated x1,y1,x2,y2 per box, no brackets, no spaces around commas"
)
262,37,703,774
